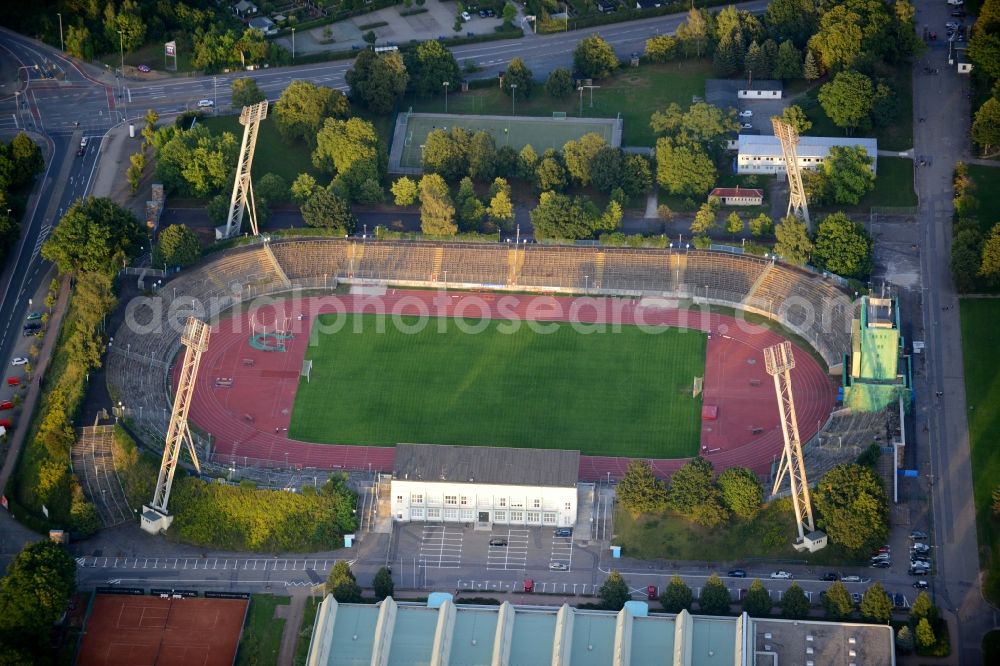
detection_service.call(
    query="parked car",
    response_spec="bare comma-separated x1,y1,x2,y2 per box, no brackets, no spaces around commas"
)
820,572,838,581
910,530,929,540
727,569,747,578
10,358,28,366
946,20,960,29
913,580,929,589
894,593,906,608
549,562,569,571
876,545,891,554
553,528,572,537
871,561,891,568
461,10,472,21
741,122,753,129
25,312,42,321
0,419,11,429
770,571,792,579
137,64,151,73
909,567,929,576
739,110,753,118
0,401,12,411
911,543,931,554
842,575,862,583
851,592,862,605
489,538,507,547
197,99,214,108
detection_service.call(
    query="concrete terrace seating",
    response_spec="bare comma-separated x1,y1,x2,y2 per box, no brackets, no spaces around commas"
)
356,242,436,281
519,246,599,290
601,249,675,293
440,244,508,286
268,240,349,280
682,251,768,302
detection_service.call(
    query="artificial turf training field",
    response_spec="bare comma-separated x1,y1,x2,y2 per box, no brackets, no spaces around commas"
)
288,314,705,458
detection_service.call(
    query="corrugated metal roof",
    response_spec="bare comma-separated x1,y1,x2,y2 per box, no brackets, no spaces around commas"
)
393,443,579,487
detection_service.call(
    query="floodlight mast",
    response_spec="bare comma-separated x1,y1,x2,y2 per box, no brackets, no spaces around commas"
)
771,117,811,227
764,341,816,543
149,317,211,518
223,100,268,238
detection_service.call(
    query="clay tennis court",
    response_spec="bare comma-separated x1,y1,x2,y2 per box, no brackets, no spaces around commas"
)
76,594,248,666
182,290,836,479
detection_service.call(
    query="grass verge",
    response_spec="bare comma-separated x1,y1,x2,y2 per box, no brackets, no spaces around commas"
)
293,597,321,666
861,156,917,208
959,299,1000,604
290,314,706,457
968,165,1000,233
236,594,290,666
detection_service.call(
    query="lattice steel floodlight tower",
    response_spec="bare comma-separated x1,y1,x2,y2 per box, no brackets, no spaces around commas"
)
140,317,211,534
764,341,827,552
771,117,811,227
221,100,268,238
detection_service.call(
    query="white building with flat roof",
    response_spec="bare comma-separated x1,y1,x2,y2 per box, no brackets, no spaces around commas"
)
391,444,579,527
736,135,878,175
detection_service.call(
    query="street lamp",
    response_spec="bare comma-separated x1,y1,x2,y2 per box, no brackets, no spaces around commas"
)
577,86,584,117
291,28,296,61
213,76,218,112
443,81,449,113
117,30,128,123
57,12,64,52
510,84,517,115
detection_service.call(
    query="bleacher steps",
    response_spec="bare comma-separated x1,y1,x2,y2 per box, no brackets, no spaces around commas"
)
432,247,444,280
507,248,525,285
744,261,774,306
669,252,687,290
594,252,605,289
347,242,365,277
262,243,291,286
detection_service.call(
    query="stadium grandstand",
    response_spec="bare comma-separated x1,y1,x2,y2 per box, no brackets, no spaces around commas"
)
106,239,857,479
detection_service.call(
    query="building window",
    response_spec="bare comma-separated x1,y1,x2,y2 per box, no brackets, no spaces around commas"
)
444,495,457,506
510,510,524,522
460,496,469,506
427,508,441,520
411,494,423,505
494,510,507,522
396,495,403,504
412,508,425,519
532,499,541,509
443,508,458,520
460,509,475,521
565,502,572,511
543,512,557,525
498,497,507,507
526,511,540,523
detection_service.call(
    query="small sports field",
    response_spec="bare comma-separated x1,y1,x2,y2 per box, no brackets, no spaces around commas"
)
288,314,704,458
391,112,621,171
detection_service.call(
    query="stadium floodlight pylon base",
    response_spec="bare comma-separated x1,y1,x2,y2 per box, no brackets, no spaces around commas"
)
142,317,211,534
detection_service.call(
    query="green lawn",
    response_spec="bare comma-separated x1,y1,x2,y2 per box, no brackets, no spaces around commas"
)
294,597,321,666
861,156,917,208
289,314,706,457
236,594,290,666
960,299,1000,604
968,165,1000,232
407,60,713,147
614,499,870,565
197,116,320,185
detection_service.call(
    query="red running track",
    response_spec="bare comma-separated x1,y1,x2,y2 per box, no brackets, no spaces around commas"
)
180,291,836,480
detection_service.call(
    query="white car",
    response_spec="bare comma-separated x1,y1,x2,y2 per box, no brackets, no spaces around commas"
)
461,10,472,21
741,122,753,129
549,562,569,571
10,358,28,366
197,99,214,108
739,110,753,118
770,571,792,579
946,21,960,29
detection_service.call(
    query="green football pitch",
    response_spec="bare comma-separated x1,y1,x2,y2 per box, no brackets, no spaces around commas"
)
289,314,705,458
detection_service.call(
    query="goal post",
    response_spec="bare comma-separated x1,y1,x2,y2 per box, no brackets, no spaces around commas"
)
693,376,704,398
301,359,313,383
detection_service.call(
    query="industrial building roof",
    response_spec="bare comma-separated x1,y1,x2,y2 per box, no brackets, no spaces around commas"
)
305,596,895,666
738,134,878,158
393,443,580,487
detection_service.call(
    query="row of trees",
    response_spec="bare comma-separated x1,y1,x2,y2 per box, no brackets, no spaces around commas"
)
0,133,44,269
969,0,1000,157
950,163,1000,292
325,561,396,603
390,173,514,236
772,212,874,280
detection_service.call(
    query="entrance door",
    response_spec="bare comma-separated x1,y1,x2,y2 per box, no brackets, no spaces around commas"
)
478,511,490,522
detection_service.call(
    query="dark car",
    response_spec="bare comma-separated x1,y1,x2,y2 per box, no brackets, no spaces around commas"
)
871,561,891,568
894,593,906,608
909,567,929,576
137,64,151,73
489,537,507,547
910,530,929,540
727,569,747,578
553,528,572,537
820,572,838,581
913,580,929,589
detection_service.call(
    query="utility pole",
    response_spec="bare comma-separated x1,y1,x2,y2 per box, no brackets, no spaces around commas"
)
511,83,517,115
577,86,584,116
443,81,449,113
57,12,64,52
292,27,296,60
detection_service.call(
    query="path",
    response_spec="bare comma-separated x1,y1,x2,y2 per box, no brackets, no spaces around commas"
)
276,588,310,666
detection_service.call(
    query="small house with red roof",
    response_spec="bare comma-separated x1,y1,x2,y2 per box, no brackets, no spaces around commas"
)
709,186,764,206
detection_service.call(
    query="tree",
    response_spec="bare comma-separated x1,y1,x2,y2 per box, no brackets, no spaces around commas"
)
812,212,873,279
65,24,93,60
518,144,539,179
781,105,812,134
743,579,773,617
780,583,810,619
764,0,817,46
773,40,802,79
744,41,768,79
373,567,394,601
676,8,712,57
0,541,76,644
952,227,985,293
327,560,362,603
712,31,743,76
591,147,622,193
573,34,618,79
346,49,408,115
41,197,143,275
419,173,457,235
808,5,863,72
563,133,608,187
530,192,598,240
812,463,889,550
455,177,485,230
698,574,731,615
468,131,497,182
545,68,575,98
655,138,716,197
153,224,200,268
896,625,915,653
973,98,1000,157
859,582,892,623
535,155,567,192
257,173,289,203
725,211,744,234
617,460,668,517
363,30,377,45
392,177,419,206
598,570,630,610
301,189,355,235
871,81,897,128
717,467,762,519
969,32,1000,83
659,575,694,612
823,581,854,619
645,34,678,62
9,133,43,184
916,617,936,648
803,49,820,80
291,173,318,204
620,155,652,198
773,215,813,265
424,127,471,181
911,591,934,622
487,179,514,226
690,202,717,234
749,213,773,237
502,2,517,25
502,58,533,98
231,77,265,108
312,117,381,199
273,80,350,145
405,40,460,98
818,70,874,134
668,457,728,527
822,146,875,205
979,223,1000,285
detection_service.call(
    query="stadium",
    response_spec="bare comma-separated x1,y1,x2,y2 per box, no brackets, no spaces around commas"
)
107,239,857,485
